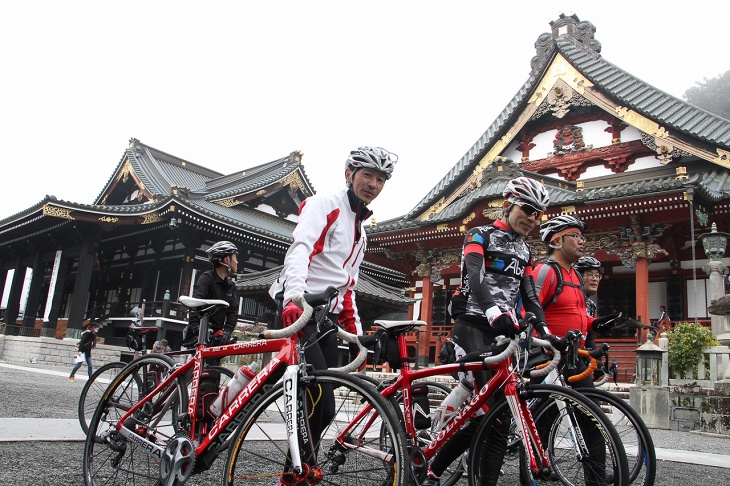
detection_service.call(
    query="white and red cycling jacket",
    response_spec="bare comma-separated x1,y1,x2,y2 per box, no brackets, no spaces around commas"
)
269,187,372,335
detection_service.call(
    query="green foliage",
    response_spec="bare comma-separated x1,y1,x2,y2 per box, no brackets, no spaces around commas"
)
683,70,730,120
667,322,719,378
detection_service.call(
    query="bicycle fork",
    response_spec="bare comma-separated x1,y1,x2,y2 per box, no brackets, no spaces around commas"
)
281,365,322,484
504,382,550,479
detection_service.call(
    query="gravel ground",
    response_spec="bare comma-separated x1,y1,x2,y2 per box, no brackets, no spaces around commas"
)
2,362,729,485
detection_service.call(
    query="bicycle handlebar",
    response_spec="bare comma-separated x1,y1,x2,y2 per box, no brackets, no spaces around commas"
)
259,294,314,339
567,348,598,383
330,327,368,373
529,337,562,378
481,336,520,365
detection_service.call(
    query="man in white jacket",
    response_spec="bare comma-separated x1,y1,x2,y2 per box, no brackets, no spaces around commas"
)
269,146,396,471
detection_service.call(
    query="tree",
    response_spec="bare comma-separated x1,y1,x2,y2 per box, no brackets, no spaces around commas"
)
683,70,730,120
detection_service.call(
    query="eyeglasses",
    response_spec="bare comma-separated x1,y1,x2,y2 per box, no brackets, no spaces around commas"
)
564,232,587,243
583,272,602,280
513,201,544,218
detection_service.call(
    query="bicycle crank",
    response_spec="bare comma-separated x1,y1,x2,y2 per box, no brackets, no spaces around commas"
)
159,434,195,486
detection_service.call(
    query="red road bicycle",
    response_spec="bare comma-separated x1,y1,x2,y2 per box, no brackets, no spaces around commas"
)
356,316,630,485
83,288,407,485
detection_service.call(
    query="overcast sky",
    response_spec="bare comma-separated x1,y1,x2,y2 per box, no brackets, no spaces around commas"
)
1,1,728,224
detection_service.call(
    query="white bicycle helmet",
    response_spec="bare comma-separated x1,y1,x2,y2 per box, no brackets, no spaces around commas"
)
503,177,550,210
207,241,238,263
539,215,587,243
345,146,398,179
575,256,602,273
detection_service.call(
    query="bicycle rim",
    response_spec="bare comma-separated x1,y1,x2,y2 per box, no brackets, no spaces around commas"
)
577,388,656,485
78,362,128,435
468,384,629,486
224,370,407,486
83,354,188,486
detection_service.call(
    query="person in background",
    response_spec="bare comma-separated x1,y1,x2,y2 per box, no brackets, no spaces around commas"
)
152,339,172,354
656,305,672,341
182,241,239,348
69,322,99,381
574,255,603,348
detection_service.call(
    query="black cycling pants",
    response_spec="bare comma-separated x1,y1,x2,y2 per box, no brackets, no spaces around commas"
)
430,321,507,483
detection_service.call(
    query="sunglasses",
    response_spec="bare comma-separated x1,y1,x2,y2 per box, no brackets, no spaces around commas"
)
513,201,543,218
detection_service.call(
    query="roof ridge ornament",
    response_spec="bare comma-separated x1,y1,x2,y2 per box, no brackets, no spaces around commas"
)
531,13,601,70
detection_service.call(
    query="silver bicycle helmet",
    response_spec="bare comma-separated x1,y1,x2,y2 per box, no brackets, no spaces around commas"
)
502,177,550,210
539,214,587,243
345,146,398,179
575,256,601,273
207,241,238,263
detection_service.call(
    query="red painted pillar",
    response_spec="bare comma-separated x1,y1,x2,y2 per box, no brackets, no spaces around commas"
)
419,278,434,366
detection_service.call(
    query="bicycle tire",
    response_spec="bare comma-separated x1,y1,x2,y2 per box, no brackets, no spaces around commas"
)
83,354,188,486
468,383,630,486
575,387,656,486
78,361,128,435
223,370,408,486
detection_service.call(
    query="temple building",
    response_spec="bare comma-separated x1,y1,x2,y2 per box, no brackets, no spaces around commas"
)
1,14,729,378
363,13,730,373
0,139,411,350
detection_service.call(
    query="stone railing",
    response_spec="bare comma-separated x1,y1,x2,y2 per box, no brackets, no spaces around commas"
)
656,333,730,386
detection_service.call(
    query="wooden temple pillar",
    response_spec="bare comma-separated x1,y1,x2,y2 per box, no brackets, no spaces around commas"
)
635,256,650,343
42,251,69,336
21,252,45,330
3,258,27,329
66,231,100,336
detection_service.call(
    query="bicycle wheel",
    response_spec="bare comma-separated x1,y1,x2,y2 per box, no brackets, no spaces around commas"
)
83,354,188,486
224,370,407,486
78,361,128,435
576,387,656,485
468,384,629,486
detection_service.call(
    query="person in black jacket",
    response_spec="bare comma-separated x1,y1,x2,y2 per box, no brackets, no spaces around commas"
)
182,241,239,348
69,322,99,381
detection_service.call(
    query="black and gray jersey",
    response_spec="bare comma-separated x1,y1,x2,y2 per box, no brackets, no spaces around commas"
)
459,221,532,319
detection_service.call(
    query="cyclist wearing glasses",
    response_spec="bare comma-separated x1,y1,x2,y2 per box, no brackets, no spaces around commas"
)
535,216,627,484
270,146,396,473
535,216,624,344
427,176,562,486
182,240,239,347
574,255,603,349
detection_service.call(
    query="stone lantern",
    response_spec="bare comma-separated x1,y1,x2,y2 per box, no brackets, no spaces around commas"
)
699,222,729,262
629,340,670,429
635,340,667,387
698,223,730,337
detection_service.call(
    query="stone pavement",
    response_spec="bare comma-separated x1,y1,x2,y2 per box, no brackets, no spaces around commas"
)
2,361,730,472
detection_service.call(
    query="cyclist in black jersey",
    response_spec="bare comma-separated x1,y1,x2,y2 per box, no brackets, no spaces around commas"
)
425,176,562,486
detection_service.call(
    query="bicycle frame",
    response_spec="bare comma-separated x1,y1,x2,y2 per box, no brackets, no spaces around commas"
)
358,333,552,475
111,332,306,471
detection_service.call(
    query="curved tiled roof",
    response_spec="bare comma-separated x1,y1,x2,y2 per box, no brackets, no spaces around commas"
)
204,156,315,202
404,14,730,224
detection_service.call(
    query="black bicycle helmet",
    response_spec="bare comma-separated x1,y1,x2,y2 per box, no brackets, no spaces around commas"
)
539,214,587,243
574,256,602,273
345,146,398,179
206,241,238,263
503,177,550,210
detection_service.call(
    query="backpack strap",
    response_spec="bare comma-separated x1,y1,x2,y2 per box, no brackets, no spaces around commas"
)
535,260,563,311
536,259,588,311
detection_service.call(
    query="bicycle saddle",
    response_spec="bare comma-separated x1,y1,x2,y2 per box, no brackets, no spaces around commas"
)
179,296,229,310
373,320,427,332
